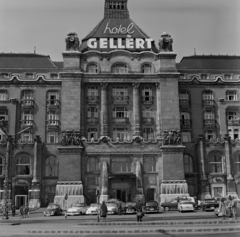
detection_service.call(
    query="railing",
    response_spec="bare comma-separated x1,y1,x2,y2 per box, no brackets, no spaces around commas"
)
179,100,190,107
46,120,60,126
203,100,215,106
227,119,240,126
113,117,129,124
87,118,99,124
46,100,60,107
87,96,99,104
21,99,34,107
21,120,33,126
112,96,129,104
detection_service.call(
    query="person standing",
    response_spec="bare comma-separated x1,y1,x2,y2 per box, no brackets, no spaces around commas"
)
12,205,16,217
118,202,122,215
136,200,143,222
219,197,227,220
24,205,29,218
100,201,108,222
228,196,237,220
19,205,24,218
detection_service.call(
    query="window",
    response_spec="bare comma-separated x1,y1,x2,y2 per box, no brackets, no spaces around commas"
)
16,155,31,175
213,187,223,198
0,111,8,121
88,107,98,118
143,128,154,140
113,128,129,141
229,129,240,140
47,111,59,125
226,91,237,101
88,128,98,141
179,91,189,101
204,110,215,120
143,107,153,118
142,87,152,102
111,157,131,173
88,176,99,185
0,156,3,176
0,73,9,79
142,64,152,74
184,155,193,173
202,91,214,105
181,111,190,120
227,111,237,121
50,74,58,79
112,87,128,97
47,131,59,143
26,73,34,79
48,91,59,105
87,64,98,73
113,107,128,118
87,157,99,172
21,131,33,142
22,111,33,125
0,91,8,101
0,129,6,142
201,74,208,80
235,155,240,173
224,74,232,80
205,130,215,140
181,130,191,142
88,87,98,97
112,64,128,74
22,90,34,105
45,156,58,177
209,153,223,173
144,156,156,172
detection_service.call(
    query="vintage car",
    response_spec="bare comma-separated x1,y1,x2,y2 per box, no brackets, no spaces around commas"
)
178,200,194,212
161,197,190,211
202,199,219,211
145,201,160,213
44,203,62,216
124,202,137,214
86,203,101,215
106,203,118,215
66,203,88,216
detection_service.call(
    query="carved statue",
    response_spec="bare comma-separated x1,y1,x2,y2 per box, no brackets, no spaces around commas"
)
163,130,182,145
159,32,173,52
61,130,82,146
65,31,80,51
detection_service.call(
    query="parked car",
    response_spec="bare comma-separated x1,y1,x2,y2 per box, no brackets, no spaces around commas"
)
161,197,189,211
178,200,194,212
145,201,160,213
124,202,137,214
66,203,88,216
44,203,62,216
86,203,101,215
106,203,118,215
202,199,219,211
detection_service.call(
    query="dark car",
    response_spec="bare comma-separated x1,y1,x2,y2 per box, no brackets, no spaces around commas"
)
124,202,137,214
161,197,190,211
202,199,219,211
44,203,62,216
145,201,159,213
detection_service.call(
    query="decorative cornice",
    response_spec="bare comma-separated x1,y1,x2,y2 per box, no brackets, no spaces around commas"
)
160,145,185,153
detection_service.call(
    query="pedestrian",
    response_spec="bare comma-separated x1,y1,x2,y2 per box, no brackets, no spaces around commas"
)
227,196,237,220
12,204,16,217
136,200,143,222
219,197,227,220
24,205,29,218
100,201,108,222
118,202,122,215
19,205,24,218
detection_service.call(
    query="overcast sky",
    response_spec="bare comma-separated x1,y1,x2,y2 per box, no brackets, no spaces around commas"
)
0,0,239,62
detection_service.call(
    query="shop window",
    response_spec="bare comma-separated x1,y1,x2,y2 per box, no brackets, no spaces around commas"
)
146,188,155,201
113,128,129,141
87,157,99,172
209,153,223,173
0,90,8,101
181,130,191,142
45,156,58,177
47,131,59,144
235,155,240,173
16,155,31,175
143,128,154,141
111,157,131,173
142,64,152,74
226,91,237,101
87,128,98,141
44,186,56,206
87,63,98,73
184,154,193,173
144,156,156,172
112,64,128,74
0,156,3,176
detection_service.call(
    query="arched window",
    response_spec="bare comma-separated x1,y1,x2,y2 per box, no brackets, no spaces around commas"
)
142,64,152,74
87,63,98,73
16,155,31,175
112,64,128,74
87,157,99,172
235,154,240,173
209,153,223,173
184,155,193,173
111,157,131,173
143,128,154,141
45,156,58,177
0,156,3,176
144,156,156,172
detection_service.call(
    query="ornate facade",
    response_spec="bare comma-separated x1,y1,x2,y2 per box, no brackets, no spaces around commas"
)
0,0,239,209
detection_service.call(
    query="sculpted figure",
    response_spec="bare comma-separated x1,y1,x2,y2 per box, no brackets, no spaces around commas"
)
174,130,182,145
159,32,173,52
65,31,80,51
60,131,68,146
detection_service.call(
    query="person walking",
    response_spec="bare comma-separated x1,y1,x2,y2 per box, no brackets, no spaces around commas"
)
219,197,227,220
100,201,108,222
24,205,29,218
228,196,237,220
136,200,143,222
19,205,24,218
12,205,16,217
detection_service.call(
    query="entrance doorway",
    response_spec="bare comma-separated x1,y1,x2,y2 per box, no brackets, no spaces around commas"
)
111,182,131,202
116,190,126,202
15,195,27,209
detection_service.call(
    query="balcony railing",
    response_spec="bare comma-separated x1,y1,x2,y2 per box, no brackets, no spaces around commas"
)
112,96,129,104
21,99,34,108
46,120,60,127
46,99,60,108
203,100,215,107
142,117,154,125
21,120,33,127
204,119,216,127
142,96,154,104
179,100,190,107
87,118,99,124
87,96,99,104
180,119,191,128
227,119,240,126
113,117,129,124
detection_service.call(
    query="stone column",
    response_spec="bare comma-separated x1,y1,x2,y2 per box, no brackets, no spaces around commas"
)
135,160,144,202
132,83,141,138
156,83,161,139
80,84,85,138
100,161,109,203
198,135,211,200
100,83,109,137
32,136,40,184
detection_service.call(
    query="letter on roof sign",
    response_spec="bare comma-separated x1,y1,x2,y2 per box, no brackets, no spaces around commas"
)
104,22,135,35
109,38,117,49
100,38,108,48
136,39,145,49
117,38,125,49
126,38,134,49
145,38,154,48
87,38,97,49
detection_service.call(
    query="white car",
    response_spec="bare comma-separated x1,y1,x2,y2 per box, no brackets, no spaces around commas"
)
67,203,88,216
86,203,101,215
178,200,194,212
106,203,118,215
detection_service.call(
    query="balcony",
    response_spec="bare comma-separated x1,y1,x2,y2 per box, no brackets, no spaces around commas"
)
21,120,33,128
87,96,99,104
21,99,34,109
142,117,154,125
46,99,60,109
142,96,154,105
203,100,215,107
180,119,191,128
113,117,129,124
227,119,240,126
112,96,129,105
204,119,216,127
87,118,99,124
46,120,60,128
179,100,190,107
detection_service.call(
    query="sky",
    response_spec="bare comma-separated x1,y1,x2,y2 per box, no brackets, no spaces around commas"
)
0,0,240,62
